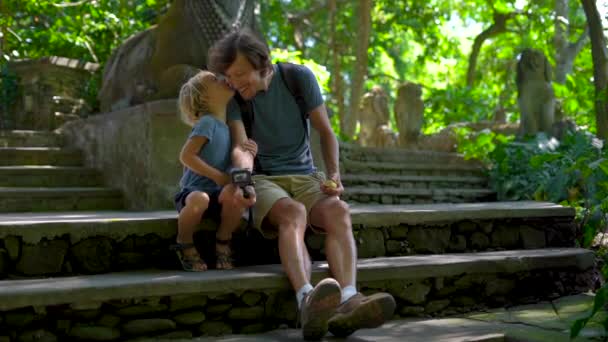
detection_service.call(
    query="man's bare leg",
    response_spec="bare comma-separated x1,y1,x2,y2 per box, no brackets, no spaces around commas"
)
267,197,340,340
267,198,310,291
310,196,395,338
309,197,356,287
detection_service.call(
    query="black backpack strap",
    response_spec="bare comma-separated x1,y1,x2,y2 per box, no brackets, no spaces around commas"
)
276,62,309,138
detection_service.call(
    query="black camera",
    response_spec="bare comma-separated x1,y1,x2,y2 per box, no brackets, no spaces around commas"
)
230,168,254,198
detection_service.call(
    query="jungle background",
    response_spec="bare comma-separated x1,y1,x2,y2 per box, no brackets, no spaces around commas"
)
0,0,607,336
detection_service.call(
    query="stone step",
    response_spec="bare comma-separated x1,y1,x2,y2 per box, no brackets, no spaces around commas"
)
0,202,576,277
0,166,103,187
342,174,488,188
340,142,479,165
0,248,594,340
0,130,64,148
343,186,496,204
185,294,605,341
0,187,124,212
0,147,82,166
341,159,486,177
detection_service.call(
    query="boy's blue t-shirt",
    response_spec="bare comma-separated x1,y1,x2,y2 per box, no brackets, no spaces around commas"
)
179,115,231,193
226,63,324,175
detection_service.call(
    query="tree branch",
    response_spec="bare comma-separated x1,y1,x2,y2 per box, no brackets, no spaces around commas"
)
466,11,518,87
286,0,351,22
52,0,93,8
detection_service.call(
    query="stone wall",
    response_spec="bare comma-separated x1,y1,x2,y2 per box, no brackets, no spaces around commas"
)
59,100,189,210
0,216,575,278
6,57,98,130
0,268,594,341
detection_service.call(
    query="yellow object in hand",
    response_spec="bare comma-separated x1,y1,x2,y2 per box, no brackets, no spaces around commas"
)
324,180,338,189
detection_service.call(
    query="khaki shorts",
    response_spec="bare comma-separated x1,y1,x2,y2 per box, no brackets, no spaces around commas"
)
251,171,330,238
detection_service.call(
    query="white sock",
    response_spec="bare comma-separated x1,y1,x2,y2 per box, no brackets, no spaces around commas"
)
296,284,314,309
341,285,357,304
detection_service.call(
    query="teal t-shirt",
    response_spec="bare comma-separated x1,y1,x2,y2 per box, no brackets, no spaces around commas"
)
226,63,324,175
179,115,231,193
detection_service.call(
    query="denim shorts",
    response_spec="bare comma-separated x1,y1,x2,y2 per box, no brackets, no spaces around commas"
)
174,187,222,221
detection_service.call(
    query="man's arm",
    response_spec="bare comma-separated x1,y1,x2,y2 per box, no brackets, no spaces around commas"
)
228,120,254,170
309,104,343,195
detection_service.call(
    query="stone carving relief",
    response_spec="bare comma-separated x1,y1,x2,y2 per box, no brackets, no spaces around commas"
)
516,48,555,137
98,0,257,112
394,82,424,147
358,86,396,147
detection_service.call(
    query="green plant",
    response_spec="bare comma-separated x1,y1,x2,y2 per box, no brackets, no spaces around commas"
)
454,126,514,164
487,130,608,338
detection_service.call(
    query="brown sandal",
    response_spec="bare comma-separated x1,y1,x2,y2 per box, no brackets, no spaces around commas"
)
215,238,234,270
170,243,207,272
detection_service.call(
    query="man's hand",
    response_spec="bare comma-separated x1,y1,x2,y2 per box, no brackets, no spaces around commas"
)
241,139,258,157
320,174,344,196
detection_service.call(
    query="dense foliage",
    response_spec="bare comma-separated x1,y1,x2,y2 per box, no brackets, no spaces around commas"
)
0,0,597,136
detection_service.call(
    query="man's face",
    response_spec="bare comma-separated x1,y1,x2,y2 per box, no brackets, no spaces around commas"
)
225,53,265,100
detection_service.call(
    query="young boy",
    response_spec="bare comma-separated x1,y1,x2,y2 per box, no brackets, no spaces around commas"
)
173,70,256,271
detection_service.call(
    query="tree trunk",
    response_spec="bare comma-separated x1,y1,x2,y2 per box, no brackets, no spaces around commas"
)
581,0,608,140
343,0,372,139
554,0,588,84
466,12,511,88
328,0,345,133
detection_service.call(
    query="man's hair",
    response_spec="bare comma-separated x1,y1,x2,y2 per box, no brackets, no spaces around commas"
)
178,71,211,126
208,29,272,76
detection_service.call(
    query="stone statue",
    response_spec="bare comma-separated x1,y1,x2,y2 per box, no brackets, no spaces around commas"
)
394,82,424,147
358,86,393,147
516,48,555,137
98,0,257,112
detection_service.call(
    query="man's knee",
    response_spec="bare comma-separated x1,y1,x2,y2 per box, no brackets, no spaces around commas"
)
268,198,307,230
313,198,351,232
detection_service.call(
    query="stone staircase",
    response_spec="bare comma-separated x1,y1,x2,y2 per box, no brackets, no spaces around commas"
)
339,143,496,204
0,130,124,212
0,130,596,341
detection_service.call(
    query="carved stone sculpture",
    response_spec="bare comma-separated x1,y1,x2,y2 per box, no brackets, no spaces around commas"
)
394,82,424,147
516,48,555,137
98,0,257,112
358,86,392,147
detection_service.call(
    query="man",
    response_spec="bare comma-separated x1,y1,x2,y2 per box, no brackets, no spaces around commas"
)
208,29,395,340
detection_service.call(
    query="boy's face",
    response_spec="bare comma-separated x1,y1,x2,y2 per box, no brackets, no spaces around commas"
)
224,53,266,100
202,72,234,103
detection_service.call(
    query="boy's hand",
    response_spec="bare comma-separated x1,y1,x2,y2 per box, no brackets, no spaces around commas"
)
220,184,256,207
219,173,232,186
241,139,258,157
320,175,344,196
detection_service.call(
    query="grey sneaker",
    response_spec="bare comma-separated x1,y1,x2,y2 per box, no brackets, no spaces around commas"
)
300,278,342,341
328,292,396,337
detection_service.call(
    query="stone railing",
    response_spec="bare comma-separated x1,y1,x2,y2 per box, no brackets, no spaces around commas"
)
5,56,98,130
59,100,189,210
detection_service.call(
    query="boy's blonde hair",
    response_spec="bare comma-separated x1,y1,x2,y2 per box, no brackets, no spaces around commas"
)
178,71,212,126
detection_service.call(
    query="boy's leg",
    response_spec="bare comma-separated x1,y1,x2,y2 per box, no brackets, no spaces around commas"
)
215,184,246,269
176,191,210,271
